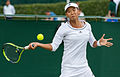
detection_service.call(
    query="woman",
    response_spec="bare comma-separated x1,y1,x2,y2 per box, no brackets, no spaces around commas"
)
28,3,113,77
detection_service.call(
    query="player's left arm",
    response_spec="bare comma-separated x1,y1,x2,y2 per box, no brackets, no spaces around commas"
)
87,22,113,48
89,33,113,48
93,34,113,47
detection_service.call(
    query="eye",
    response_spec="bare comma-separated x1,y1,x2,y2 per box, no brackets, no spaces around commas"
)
67,11,70,13
73,9,76,11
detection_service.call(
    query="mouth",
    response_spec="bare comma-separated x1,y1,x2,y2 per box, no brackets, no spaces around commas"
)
71,16,75,18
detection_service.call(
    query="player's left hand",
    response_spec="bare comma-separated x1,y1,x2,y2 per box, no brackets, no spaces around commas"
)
99,34,113,47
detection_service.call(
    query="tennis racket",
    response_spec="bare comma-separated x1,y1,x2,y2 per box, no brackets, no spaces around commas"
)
2,43,34,63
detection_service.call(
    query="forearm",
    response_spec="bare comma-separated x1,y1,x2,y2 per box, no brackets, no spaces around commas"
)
37,43,53,51
29,42,53,51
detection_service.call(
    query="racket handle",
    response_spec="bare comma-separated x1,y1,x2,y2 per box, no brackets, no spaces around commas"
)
24,46,29,50
24,44,35,50
32,44,34,47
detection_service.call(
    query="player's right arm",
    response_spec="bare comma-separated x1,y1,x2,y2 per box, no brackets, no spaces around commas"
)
29,22,65,51
29,42,52,51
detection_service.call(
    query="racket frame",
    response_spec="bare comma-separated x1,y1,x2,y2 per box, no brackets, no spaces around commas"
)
2,43,26,63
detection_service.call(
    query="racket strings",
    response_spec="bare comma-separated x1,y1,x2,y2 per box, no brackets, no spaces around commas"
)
4,45,20,62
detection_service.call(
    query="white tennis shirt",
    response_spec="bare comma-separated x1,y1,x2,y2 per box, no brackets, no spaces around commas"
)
3,4,15,15
51,21,96,77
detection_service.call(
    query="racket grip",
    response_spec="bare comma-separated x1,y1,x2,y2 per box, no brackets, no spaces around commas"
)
24,44,34,50
24,46,29,50
32,44,34,47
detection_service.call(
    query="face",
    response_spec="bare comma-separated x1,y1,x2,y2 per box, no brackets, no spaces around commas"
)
65,7,79,21
45,12,50,16
6,1,10,6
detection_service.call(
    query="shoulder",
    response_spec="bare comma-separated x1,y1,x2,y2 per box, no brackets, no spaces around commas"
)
84,21,92,30
9,4,14,7
55,22,69,34
85,21,91,26
57,22,69,30
4,5,6,8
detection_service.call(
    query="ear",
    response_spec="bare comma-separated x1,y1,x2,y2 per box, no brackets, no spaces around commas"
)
65,12,68,18
78,9,80,15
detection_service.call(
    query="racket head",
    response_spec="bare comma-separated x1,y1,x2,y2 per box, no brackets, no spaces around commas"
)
2,43,24,63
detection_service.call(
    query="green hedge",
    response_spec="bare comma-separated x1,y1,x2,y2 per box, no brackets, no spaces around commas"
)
0,1,120,16
0,0,88,5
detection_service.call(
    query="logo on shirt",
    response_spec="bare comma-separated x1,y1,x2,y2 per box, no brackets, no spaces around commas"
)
79,31,82,33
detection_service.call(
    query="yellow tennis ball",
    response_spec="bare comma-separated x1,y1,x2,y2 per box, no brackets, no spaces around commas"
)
37,34,44,40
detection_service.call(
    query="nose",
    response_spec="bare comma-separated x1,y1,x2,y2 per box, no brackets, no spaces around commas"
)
71,10,74,15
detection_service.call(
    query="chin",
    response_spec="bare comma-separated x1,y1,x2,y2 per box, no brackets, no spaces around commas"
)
70,18,76,21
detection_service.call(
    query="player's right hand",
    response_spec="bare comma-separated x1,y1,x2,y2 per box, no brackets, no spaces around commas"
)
29,42,39,50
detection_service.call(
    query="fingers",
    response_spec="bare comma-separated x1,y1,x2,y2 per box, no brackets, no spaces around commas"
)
101,34,105,39
101,34,113,41
106,38,113,41
104,42,113,47
29,42,38,50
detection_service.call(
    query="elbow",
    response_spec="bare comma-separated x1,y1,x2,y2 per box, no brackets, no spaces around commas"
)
47,44,55,51
50,44,56,52
50,47,54,51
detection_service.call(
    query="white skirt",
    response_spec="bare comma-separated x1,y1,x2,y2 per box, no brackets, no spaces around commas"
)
59,65,95,77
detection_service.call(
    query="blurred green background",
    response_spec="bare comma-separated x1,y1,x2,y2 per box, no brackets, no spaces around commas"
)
0,0,120,77
0,20,120,77
0,0,108,4
0,0,119,16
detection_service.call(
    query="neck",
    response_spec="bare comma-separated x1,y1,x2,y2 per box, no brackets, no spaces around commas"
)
70,19,83,28
6,4,10,6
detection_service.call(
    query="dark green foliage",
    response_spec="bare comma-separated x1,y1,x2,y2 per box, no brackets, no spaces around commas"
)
0,1,120,16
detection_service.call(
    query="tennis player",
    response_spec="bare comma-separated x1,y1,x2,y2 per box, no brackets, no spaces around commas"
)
28,3,113,77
